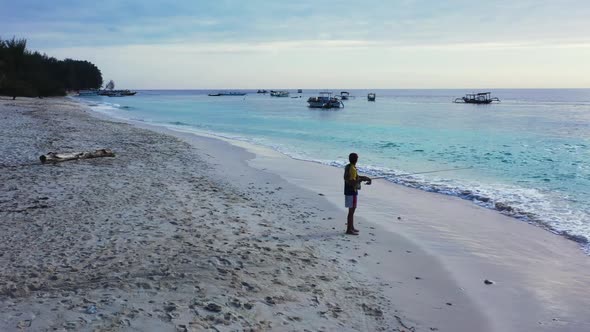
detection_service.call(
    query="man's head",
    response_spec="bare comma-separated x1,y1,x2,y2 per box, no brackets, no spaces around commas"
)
349,153,358,164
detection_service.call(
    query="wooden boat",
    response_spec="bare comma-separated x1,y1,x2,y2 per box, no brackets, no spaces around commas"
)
367,93,376,101
99,89,136,96
307,92,344,109
454,92,500,104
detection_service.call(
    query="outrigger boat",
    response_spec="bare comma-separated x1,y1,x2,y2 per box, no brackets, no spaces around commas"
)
307,92,344,109
99,89,136,96
98,80,137,97
454,92,500,104
367,93,376,101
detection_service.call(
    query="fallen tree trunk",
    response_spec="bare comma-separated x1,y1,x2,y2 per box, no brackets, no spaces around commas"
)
40,149,115,164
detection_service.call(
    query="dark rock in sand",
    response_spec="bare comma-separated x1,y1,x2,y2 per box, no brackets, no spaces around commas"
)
484,279,494,285
204,303,222,313
164,304,177,312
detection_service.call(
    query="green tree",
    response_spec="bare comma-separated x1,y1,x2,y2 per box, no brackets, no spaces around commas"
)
0,36,103,98
0,37,28,99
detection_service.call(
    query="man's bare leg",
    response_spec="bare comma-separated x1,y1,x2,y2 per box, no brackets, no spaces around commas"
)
346,207,358,234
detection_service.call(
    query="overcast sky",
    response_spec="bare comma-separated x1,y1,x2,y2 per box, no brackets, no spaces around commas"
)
2,0,590,89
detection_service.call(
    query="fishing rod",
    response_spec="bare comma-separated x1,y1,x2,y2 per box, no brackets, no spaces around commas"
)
368,166,474,180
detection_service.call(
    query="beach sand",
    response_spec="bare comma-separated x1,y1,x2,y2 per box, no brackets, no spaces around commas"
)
0,97,589,331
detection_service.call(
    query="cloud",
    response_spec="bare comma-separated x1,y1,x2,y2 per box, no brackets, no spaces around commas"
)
5,0,590,88
40,37,590,89
3,0,590,50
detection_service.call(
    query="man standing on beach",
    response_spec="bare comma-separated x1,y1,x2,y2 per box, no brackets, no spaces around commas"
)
344,153,371,235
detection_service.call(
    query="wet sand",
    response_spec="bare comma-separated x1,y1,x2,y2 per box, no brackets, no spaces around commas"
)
0,97,589,331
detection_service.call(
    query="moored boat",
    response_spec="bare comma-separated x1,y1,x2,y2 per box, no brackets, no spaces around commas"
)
307,92,344,109
367,93,376,101
454,92,500,104
99,89,137,96
122,90,137,96
208,92,247,96
270,90,290,97
98,80,136,97
340,91,350,100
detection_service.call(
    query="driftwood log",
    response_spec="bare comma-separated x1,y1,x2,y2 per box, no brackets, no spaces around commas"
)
39,149,115,164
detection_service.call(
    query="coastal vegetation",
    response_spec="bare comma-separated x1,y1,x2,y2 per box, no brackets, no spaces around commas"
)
0,37,102,99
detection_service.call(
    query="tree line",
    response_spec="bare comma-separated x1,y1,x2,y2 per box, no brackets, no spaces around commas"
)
0,37,103,99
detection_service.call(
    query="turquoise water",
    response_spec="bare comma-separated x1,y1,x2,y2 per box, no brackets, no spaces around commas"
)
77,89,590,250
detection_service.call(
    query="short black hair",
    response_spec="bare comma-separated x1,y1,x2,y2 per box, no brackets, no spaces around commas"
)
349,153,358,163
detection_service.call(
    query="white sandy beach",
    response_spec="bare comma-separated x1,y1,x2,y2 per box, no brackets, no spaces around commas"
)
1,97,589,332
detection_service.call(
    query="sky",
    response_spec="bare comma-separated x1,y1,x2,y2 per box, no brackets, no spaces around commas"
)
1,0,590,89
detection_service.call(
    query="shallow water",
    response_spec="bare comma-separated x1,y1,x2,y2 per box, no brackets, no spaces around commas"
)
77,89,590,249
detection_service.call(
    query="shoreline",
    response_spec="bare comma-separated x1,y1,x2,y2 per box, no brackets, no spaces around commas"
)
1,97,589,331
79,95,590,254
84,96,590,330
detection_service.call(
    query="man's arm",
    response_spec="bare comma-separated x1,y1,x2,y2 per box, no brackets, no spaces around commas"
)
358,175,372,184
345,176,371,186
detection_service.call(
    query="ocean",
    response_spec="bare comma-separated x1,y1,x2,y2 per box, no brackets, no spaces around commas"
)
76,89,590,251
